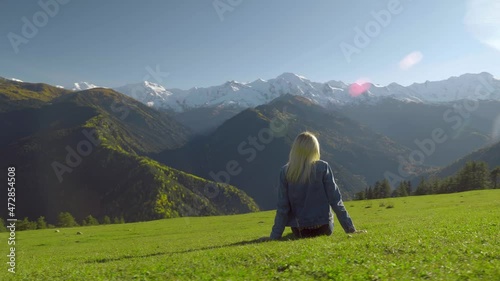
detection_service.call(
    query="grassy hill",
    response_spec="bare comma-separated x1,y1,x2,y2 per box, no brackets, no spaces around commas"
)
0,78,72,112
2,190,499,280
0,85,258,223
155,94,415,209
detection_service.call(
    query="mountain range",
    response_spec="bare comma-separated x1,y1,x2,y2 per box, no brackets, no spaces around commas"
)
1,72,499,222
0,79,258,224
338,99,500,166
108,72,500,135
51,72,500,137
112,72,499,112
153,94,419,209
429,140,500,179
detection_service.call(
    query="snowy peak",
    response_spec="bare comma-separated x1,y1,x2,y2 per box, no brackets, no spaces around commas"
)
73,82,99,91
222,80,247,92
143,81,169,94
114,81,175,109
276,72,309,83
112,72,499,112
402,72,500,102
327,80,348,89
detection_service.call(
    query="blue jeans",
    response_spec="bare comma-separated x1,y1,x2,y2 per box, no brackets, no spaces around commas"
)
291,221,334,238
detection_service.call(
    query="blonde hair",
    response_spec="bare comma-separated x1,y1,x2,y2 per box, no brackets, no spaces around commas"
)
286,132,320,184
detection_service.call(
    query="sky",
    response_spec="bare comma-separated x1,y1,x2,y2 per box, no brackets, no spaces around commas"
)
1,0,499,89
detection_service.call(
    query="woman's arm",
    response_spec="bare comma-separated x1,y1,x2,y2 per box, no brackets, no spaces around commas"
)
270,168,290,239
323,163,356,233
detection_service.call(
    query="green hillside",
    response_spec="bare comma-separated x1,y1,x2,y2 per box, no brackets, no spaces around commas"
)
2,190,498,280
0,78,72,112
171,105,245,135
431,140,500,179
0,85,258,223
338,99,499,166
156,94,416,209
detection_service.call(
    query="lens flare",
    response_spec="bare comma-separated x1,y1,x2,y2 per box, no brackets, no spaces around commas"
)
465,0,500,52
349,78,371,97
399,51,423,70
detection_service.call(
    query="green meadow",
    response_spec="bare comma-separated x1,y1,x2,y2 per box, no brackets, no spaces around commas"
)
2,190,499,281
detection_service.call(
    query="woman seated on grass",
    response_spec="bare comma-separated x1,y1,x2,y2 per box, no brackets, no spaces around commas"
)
269,131,360,240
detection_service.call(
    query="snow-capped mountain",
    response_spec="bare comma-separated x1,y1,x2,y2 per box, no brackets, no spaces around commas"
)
113,72,500,112
405,72,498,102
73,82,99,91
114,81,174,108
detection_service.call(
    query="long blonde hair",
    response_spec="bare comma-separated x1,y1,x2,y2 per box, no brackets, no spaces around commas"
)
286,132,320,184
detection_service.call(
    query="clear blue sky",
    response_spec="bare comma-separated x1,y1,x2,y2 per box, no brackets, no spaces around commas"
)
1,0,499,89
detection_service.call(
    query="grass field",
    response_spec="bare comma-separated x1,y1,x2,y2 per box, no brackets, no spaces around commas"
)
2,190,499,280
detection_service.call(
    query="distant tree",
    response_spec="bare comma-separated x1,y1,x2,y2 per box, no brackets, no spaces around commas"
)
391,188,398,198
406,181,412,196
415,177,429,195
36,216,47,229
82,215,99,226
18,217,37,231
57,212,78,227
438,177,454,194
429,178,441,194
394,181,409,197
113,216,125,224
0,218,7,232
474,162,491,189
366,187,374,199
457,161,490,191
380,179,392,198
355,191,366,200
373,181,381,199
113,217,120,224
491,167,500,189
102,215,111,224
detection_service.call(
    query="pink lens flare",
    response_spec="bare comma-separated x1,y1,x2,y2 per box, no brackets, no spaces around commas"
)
399,51,423,70
349,78,372,97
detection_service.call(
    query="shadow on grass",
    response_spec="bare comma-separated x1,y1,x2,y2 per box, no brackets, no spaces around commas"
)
85,233,298,264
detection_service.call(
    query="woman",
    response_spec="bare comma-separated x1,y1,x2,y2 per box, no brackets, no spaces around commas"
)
269,131,358,239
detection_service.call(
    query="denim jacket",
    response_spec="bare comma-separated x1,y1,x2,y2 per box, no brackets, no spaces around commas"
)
270,160,356,239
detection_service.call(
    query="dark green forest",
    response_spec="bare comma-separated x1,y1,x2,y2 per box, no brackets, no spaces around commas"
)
357,161,500,200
